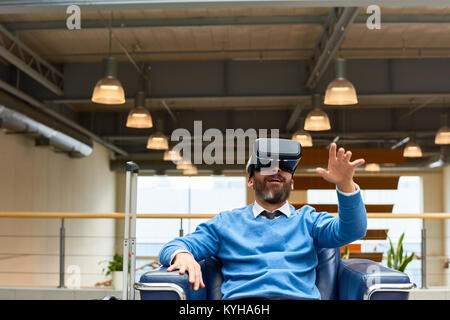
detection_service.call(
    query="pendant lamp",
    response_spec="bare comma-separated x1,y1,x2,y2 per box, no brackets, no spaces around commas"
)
365,163,381,172
176,159,192,170
126,91,153,128
304,94,331,131
403,141,423,158
291,129,313,147
146,119,168,150
164,149,182,162
435,114,450,145
324,58,358,105
183,165,198,175
91,57,125,104
146,132,169,150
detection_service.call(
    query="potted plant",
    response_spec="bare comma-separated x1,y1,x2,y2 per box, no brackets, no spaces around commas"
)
342,246,350,259
387,232,415,272
103,254,127,290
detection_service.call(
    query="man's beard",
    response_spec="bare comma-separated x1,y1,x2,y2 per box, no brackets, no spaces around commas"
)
253,174,292,204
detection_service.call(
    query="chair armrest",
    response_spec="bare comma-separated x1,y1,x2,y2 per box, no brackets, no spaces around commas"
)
135,266,207,300
337,259,415,300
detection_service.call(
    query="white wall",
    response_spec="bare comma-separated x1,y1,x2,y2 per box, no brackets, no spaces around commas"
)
421,171,445,286
443,165,450,286
0,132,116,288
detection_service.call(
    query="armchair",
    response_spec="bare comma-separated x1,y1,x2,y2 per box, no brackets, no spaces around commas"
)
135,248,415,300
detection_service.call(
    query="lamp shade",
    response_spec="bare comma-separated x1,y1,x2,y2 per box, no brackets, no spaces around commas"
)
126,91,152,128
304,109,331,131
164,149,182,162
324,78,358,105
91,57,125,105
183,165,198,175
291,130,313,147
365,163,381,172
435,126,450,145
176,159,192,170
324,58,358,105
146,132,168,150
403,141,422,158
126,107,153,128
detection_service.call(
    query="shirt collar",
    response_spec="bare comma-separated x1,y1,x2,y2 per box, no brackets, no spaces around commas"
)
252,200,291,218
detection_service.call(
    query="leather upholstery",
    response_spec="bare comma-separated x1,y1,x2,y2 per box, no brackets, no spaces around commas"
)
138,248,412,300
201,256,224,300
315,248,340,300
337,259,411,300
139,267,207,300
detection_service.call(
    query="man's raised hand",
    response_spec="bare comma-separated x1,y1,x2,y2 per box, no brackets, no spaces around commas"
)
315,143,365,193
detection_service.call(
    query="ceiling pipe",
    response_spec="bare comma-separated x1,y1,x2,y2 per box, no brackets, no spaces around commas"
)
0,105,92,157
0,78,127,156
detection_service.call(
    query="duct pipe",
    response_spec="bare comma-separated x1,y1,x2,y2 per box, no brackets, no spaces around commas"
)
0,105,93,157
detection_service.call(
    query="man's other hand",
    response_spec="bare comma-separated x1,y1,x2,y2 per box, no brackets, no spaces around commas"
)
167,252,205,291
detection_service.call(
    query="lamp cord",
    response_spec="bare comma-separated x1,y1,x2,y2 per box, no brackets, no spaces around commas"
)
109,11,112,56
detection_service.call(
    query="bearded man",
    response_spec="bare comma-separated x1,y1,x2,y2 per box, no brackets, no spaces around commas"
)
158,138,367,300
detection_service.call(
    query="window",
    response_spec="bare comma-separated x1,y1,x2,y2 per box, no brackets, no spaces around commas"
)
307,176,423,287
135,175,246,266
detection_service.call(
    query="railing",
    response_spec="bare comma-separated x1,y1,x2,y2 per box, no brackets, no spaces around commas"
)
1,211,450,289
2,212,450,219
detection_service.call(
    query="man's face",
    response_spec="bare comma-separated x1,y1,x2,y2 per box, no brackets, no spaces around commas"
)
248,167,294,204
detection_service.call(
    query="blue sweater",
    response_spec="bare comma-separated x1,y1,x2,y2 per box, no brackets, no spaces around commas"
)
159,190,367,299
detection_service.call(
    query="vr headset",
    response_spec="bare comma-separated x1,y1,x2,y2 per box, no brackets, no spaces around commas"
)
246,138,302,177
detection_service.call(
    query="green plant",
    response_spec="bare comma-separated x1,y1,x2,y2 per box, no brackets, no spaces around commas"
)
103,253,128,277
342,246,350,259
386,232,415,272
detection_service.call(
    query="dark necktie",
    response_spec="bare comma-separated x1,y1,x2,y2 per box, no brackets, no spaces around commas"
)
260,210,283,220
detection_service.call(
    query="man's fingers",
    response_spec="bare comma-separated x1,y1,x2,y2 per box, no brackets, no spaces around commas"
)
200,276,206,288
194,266,201,290
350,158,365,168
337,147,345,160
316,167,332,181
179,265,186,275
329,143,337,160
167,263,178,272
344,151,352,162
187,265,195,284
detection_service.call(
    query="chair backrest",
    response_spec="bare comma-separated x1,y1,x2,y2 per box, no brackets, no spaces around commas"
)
199,247,340,300
315,247,340,300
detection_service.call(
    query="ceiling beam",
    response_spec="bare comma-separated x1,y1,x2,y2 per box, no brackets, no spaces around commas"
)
46,94,450,111
102,130,438,142
305,7,359,89
4,14,450,31
0,24,63,95
1,1,449,15
40,47,450,61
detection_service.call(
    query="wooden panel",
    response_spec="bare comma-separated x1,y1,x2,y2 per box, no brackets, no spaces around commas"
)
300,148,405,166
293,176,400,190
343,24,450,49
290,203,394,213
340,243,361,253
361,229,389,240
342,252,384,263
